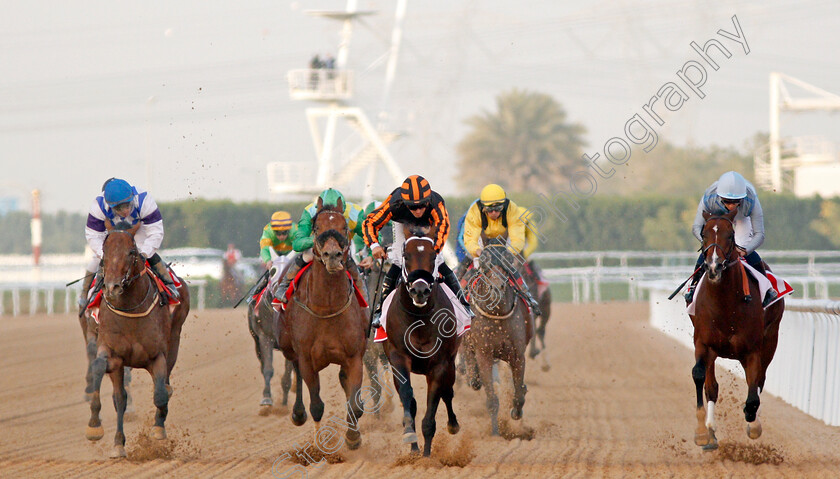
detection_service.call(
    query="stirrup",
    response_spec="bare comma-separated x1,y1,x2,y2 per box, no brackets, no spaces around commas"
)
684,285,695,304
762,288,778,308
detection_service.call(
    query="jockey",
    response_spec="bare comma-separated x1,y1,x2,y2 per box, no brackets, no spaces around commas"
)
463,184,542,315
275,188,366,302
82,178,179,310
353,200,390,269
259,211,295,269
685,171,777,306
363,174,473,322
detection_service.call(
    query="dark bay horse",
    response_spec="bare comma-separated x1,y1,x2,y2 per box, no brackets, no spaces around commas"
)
383,227,461,456
246,260,294,409
524,260,552,371
462,241,532,435
278,201,368,450
689,209,784,450
85,221,190,458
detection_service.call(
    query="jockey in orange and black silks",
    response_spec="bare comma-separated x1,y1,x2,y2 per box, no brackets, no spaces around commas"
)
81,178,179,311
684,171,776,306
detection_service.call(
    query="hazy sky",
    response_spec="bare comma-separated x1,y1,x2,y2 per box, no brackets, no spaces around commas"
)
2,0,838,214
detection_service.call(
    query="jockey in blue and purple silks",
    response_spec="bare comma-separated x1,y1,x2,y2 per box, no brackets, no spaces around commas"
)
80,178,179,311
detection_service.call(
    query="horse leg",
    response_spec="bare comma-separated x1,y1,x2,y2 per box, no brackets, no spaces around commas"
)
510,355,527,421
476,352,500,436
258,335,275,407
692,348,717,449
742,352,763,439
83,333,97,402
150,354,170,440
299,359,325,432
463,342,482,390
390,355,419,453
701,351,720,450
109,363,127,458
537,311,550,372
123,367,134,415
85,350,109,441
338,360,365,450
290,361,307,426
363,342,383,418
441,366,459,435
280,359,293,407
528,336,540,360
165,314,185,397
421,367,445,457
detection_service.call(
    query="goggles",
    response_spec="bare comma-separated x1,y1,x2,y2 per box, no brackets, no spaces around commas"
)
483,203,505,213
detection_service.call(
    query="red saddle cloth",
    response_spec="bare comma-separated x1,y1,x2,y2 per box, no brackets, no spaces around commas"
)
272,262,368,312
86,267,181,316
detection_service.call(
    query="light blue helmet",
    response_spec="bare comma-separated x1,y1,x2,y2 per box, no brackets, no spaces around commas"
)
103,178,134,207
716,171,747,200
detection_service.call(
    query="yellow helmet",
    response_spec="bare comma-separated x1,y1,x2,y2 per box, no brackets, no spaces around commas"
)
270,211,293,232
480,184,506,205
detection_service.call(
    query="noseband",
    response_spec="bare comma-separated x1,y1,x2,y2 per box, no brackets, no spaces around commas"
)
401,236,437,290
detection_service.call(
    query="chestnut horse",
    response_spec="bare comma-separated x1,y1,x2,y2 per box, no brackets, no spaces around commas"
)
278,201,368,450
247,260,294,409
462,240,532,435
85,221,190,458
689,209,784,450
383,227,461,456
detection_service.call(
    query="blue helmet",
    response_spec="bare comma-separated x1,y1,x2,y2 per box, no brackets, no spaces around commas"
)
103,179,134,207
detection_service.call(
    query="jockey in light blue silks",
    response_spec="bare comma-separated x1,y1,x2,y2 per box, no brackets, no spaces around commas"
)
684,171,777,307
81,178,179,312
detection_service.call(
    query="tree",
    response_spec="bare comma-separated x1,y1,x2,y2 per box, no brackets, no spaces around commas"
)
456,89,586,193
811,199,840,248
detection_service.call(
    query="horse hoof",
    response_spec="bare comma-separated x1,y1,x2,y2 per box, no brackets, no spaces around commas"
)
151,426,167,440
260,397,274,407
403,431,418,444
702,440,719,451
447,423,460,435
694,431,710,447
291,410,308,427
346,433,362,450
540,356,551,372
511,408,522,421
85,425,104,441
747,421,762,439
110,445,127,459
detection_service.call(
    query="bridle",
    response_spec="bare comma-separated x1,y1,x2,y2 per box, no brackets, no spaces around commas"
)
701,216,739,272
401,236,438,292
472,245,517,319
102,229,157,316
311,210,350,266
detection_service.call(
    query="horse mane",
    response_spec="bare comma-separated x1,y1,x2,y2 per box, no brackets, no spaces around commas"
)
112,221,133,231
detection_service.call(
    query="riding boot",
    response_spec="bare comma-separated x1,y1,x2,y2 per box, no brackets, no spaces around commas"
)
151,259,180,301
747,255,778,307
275,255,306,304
510,270,542,317
77,272,96,317
372,264,400,326
440,263,474,318
684,253,706,304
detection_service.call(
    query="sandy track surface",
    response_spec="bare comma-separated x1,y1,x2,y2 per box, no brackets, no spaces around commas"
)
1,302,838,478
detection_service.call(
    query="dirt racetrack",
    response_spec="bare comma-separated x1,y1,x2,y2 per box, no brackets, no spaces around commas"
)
1,302,839,478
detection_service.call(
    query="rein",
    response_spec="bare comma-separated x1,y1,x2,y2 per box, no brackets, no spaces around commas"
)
470,270,517,320
103,272,159,318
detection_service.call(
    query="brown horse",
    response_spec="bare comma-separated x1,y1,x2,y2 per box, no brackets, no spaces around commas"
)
523,260,552,371
382,227,462,456
79,305,133,409
85,221,190,458
277,200,368,450
246,260,294,408
462,240,532,435
689,209,784,450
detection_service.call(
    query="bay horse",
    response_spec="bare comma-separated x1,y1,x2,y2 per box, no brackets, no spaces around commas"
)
246,260,294,409
462,239,532,436
79,305,133,408
277,200,368,450
689,209,784,450
523,260,552,371
85,221,190,458
383,226,461,456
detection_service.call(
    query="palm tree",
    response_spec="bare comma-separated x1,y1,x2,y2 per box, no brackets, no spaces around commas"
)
456,89,586,192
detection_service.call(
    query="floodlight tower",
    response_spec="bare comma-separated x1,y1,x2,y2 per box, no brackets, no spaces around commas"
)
268,0,408,203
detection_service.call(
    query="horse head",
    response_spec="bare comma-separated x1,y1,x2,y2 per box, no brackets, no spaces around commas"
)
402,225,439,307
312,201,350,274
701,208,738,283
102,220,143,300
478,237,515,289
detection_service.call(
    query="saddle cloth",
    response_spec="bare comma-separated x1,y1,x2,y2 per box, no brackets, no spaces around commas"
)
686,259,793,315
86,267,181,323
373,285,471,343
